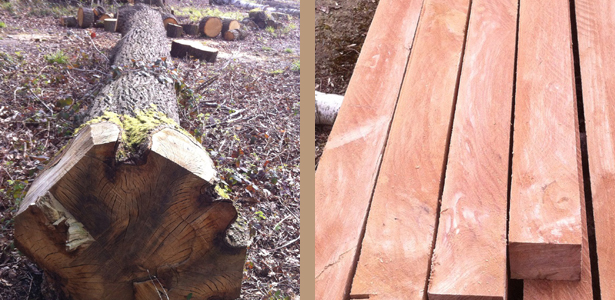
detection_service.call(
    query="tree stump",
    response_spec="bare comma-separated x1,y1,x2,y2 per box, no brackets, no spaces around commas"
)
14,6,247,300
60,16,77,27
166,23,183,37
221,18,240,34
181,23,199,36
161,13,178,29
78,7,95,28
199,16,222,38
223,28,249,41
170,39,218,63
104,18,117,32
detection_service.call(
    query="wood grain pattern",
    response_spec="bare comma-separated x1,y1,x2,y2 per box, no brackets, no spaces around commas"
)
314,0,423,298
524,148,592,299
508,0,582,281
427,0,517,298
576,0,615,297
349,0,470,299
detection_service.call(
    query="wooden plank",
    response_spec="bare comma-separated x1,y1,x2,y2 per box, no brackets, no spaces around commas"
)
508,0,583,281
426,0,517,299
524,156,593,298
314,0,424,298
576,0,615,297
349,0,471,299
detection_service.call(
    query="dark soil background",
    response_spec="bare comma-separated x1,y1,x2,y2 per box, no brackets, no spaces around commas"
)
0,0,299,299
315,0,378,166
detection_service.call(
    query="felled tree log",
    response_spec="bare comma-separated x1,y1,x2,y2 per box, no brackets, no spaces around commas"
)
77,7,95,28
93,6,106,18
199,16,222,37
161,13,178,29
98,13,114,21
266,19,281,29
166,23,183,37
104,18,117,32
315,91,344,125
60,16,77,27
223,28,249,41
14,6,248,300
248,8,267,23
181,23,199,35
221,18,240,34
171,39,218,63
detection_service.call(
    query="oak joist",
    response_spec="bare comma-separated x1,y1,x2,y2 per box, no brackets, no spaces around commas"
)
314,0,424,298
427,0,518,299
349,0,471,298
508,0,583,281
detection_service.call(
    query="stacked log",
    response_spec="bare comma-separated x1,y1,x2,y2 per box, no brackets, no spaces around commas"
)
166,23,183,37
224,28,249,41
221,18,240,34
181,23,199,36
199,16,223,38
171,39,218,62
15,5,248,300
77,7,95,28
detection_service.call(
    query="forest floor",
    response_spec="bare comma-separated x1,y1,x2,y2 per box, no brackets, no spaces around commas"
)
314,0,377,167
0,0,300,299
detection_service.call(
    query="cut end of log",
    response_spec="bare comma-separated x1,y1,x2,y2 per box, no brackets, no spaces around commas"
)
15,122,247,299
199,16,223,38
166,23,183,38
509,242,581,280
170,39,218,63
78,7,95,28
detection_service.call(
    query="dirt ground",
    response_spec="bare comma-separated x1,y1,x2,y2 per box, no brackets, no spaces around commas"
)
315,0,378,166
0,0,299,299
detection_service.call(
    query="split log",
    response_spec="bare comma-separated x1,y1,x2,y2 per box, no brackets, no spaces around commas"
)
161,13,178,29
104,18,117,32
60,16,77,27
223,28,249,41
14,6,247,300
77,7,95,28
166,23,183,37
93,6,106,18
199,16,223,37
221,18,240,34
181,24,199,35
314,91,343,125
171,39,218,63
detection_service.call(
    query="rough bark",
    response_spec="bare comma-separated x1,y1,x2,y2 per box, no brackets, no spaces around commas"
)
93,6,106,18
77,7,95,28
315,91,343,125
161,13,178,29
14,7,248,300
104,18,117,32
60,16,77,27
166,23,183,37
98,13,114,21
181,23,199,35
223,28,249,41
199,16,223,37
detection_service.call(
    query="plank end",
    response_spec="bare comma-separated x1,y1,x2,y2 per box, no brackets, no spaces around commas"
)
509,242,581,280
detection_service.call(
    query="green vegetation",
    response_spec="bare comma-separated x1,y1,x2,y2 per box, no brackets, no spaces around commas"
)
262,46,273,52
265,26,275,34
270,69,284,75
0,21,6,28
284,48,293,54
291,60,300,72
44,50,69,65
174,7,245,23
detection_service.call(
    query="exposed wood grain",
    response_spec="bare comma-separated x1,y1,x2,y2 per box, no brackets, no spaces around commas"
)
524,147,592,299
349,0,470,299
576,0,615,297
314,0,424,298
427,0,517,298
508,0,582,281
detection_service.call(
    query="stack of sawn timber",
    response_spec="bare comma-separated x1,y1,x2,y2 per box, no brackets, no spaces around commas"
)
315,0,608,299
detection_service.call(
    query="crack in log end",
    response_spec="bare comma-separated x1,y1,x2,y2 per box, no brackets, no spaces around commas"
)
35,192,95,252
133,278,169,300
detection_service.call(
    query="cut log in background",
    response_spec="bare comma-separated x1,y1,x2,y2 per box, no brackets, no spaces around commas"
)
181,23,199,35
171,39,218,63
14,5,248,300
93,6,106,19
199,16,223,37
77,7,95,28
315,91,343,125
221,18,240,34
104,18,117,32
98,13,114,21
60,16,77,27
223,28,249,41
166,23,183,37
161,13,178,29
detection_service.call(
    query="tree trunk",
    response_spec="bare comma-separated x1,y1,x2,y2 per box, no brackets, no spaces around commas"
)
166,23,183,37
104,18,117,32
221,18,240,34
14,6,248,300
181,23,199,35
199,16,223,38
93,6,106,18
98,13,114,21
60,16,78,27
78,7,95,28
315,91,344,125
171,39,218,63
223,28,249,41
